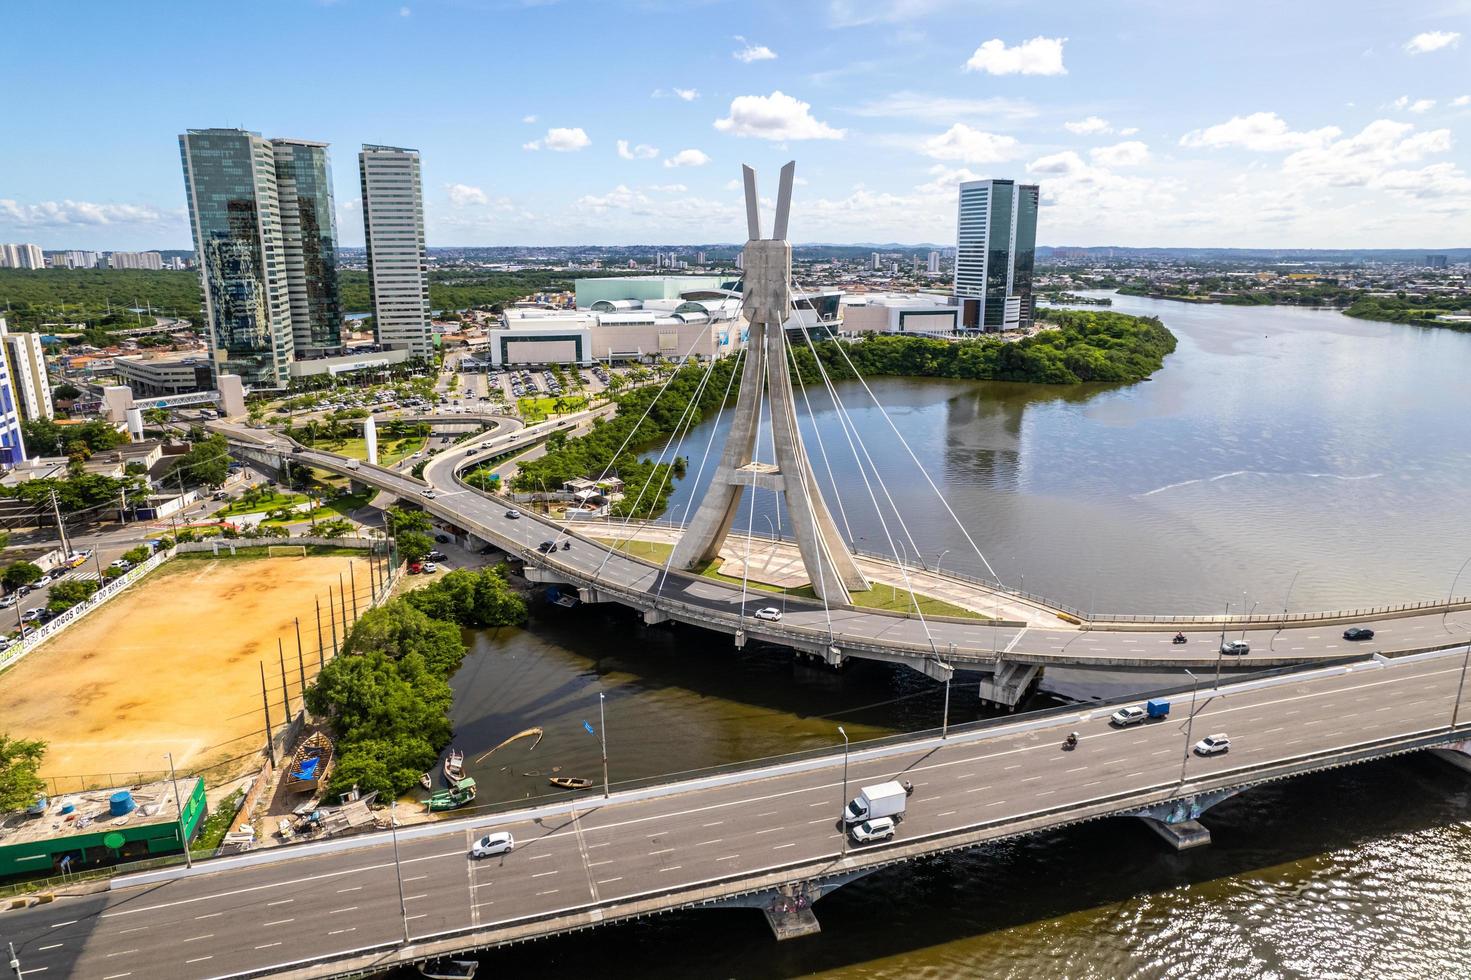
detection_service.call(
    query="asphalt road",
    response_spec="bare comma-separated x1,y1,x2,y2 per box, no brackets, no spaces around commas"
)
259,432,1471,671
5,647,1468,979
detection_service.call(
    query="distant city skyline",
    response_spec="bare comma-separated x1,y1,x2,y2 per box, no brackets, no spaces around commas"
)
1,1,1467,251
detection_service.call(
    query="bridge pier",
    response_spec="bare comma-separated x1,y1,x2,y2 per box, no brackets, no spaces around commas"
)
643,607,670,626
1127,788,1241,850
712,869,875,941
976,661,1040,709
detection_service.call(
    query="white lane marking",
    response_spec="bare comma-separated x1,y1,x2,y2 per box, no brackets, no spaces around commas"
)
531,870,560,878
754,827,785,835
105,950,138,958
329,906,358,914
266,899,294,906
49,921,77,929
337,886,362,893
703,820,725,826
1065,766,1088,773
965,786,989,794
38,943,63,951
182,934,213,943
807,801,828,808
1003,626,1029,653
263,919,294,927
774,843,798,849
116,928,148,935
717,854,741,861
696,839,723,846
597,877,624,884
328,928,357,936
405,893,428,901
406,914,428,921
403,874,429,881
528,853,551,861
586,860,613,867
808,817,832,825
194,912,222,920
536,889,560,896
255,942,282,950
647,848,674,857
103,974,132,979
938,809,957,817
659,866,683,873
185,958,212,965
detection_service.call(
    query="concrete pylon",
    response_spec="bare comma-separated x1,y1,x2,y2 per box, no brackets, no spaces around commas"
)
667,162,868,604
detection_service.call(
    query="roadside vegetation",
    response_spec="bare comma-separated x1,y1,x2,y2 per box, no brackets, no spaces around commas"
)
1344,294,1471,330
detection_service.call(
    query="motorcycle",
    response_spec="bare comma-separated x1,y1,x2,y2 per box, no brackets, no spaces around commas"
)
1062,732,1079,751
1172,633,1187,645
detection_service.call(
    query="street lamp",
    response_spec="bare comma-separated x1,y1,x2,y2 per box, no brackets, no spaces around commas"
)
1179,669,1200,785
599,692,610,799
935,549,951,575
1271,569,1301,652
838,726,850,858
165,751,192,869
389,799,410,943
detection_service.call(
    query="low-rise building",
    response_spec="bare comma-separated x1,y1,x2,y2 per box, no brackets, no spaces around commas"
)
841,293,960,335
114,352,215,397
287,346,410,378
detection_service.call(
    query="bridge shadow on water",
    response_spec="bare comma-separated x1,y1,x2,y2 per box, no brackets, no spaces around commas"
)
390,753,1471,979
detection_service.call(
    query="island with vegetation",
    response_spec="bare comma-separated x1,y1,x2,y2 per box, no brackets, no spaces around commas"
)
1343,294,1471,331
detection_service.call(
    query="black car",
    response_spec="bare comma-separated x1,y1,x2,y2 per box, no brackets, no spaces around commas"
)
435,534,450,543
537,540,556,553
1343,627,1375,641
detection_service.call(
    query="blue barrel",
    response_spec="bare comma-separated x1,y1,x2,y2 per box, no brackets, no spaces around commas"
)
109,791,136,816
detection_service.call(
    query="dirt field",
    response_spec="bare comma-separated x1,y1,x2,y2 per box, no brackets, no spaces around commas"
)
0,553,371,786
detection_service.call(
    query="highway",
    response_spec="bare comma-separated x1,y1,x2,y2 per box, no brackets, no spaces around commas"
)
225,424,1471,674
5,646,1470,978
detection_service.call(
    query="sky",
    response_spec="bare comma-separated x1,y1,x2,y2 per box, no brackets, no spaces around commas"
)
2,0,1468,251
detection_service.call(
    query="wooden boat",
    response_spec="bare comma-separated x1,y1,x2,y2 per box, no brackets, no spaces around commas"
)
419,772,433,791
426,777,477,812
473,727,543,765
548,776,593,790
284,732,333,793
443,748,465,785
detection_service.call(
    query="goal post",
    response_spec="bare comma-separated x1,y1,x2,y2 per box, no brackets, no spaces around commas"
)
266,545,308,558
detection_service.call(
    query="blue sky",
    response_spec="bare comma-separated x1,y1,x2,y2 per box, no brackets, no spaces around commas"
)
2,0,1468,250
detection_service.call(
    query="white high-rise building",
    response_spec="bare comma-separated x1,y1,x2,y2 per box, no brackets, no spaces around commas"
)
927,250,940,274
106,251,164,270
0,318,27,465
871,252,880,271
0,244,45,269
954,178,1039,333
359,144,431,358
0,321,54,421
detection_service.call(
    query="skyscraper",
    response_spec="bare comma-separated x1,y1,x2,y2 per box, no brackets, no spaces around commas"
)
273,139,344,356
954,179,1039,332
0,244,45,269
179,128,295,387
359,144,431,358
927,250,941,274
1,321,54,421
0,318,27,466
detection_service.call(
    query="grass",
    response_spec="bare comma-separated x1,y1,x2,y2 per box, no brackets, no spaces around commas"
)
599,539,990,619
517,394,589,423
218,490,309,518
194,786,247,851
307,434,427,466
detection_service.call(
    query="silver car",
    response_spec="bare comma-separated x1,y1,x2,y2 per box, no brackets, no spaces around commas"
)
470,831,514,858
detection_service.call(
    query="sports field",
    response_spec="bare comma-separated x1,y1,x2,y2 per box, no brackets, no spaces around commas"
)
0,553,370,786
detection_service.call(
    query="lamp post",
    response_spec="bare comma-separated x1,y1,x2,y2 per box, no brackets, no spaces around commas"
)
935,549,951,575
165,751,192,869
389,799,410,943
1271,569,1301,651
599,692,610,799
1179,669,1200,785
1452,631,1471,733
838,726,850,858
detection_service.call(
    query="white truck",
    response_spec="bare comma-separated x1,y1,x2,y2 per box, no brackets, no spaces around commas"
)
844,780,909,826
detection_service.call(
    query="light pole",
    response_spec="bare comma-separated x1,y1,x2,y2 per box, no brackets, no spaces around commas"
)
838,726,850,858
935,549,951,575
1452,632,1471,733
1179,668,1200,785
165,751,192,869
389,799,410,943
599,691,610,799
1271,569,1301,651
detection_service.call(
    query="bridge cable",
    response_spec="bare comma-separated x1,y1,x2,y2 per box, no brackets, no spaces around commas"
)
737,326,770,628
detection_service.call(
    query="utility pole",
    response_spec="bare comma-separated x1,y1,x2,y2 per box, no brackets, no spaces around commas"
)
278,641,291,720
329,588,339,656
349,563,359,619
838,726,850,858
599,692,609,799
259,661,276,766
389,799,411,943
295,617,306,680
315,597,326,667
294,628,308,697
339,573,349,632
1179,669,1200,785
49,489,71,557
1453,636,1471,732
165,751,193,868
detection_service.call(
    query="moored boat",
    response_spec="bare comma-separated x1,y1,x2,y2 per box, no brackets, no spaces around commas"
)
443,748,465,785
419,771,433,791
548,776,593,790
427,777,477,812
285,732,333,793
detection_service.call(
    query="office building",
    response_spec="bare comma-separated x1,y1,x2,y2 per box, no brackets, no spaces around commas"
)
871,252,880,271
0,244,45,270
273,139,344,356
953,178,1039,332
0,322,54,421
113,352,216,397
359,144,431,358
179,128,295,388
1426,254,1449,269
927,250,941,274
0,319,27,465
105,251,164,271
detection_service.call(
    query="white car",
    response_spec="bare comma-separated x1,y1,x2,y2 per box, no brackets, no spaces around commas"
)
110,558,132,570
421,562,438,574
1194,733,1231,756
470,832,514,858
1110,706,1148,727
849,816,896,844
420,489,438,499
0,595,14,609
504,509,521,520
752,607,782,622
35,574,53,588
21,609,43,623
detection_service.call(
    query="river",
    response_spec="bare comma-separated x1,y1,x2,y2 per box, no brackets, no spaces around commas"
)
417,294,1471,978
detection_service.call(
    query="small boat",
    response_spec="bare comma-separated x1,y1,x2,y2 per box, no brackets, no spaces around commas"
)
419,772,433,791
443,748,465,785
548,776,593,790
419,960,478,979
427,777,477,812
285,732,333,793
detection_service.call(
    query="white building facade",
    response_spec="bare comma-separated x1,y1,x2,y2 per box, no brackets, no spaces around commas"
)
954,178,1039,333
0,319,27,465
0,323,54,420
359,144,431,359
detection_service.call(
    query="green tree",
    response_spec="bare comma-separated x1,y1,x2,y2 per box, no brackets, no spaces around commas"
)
47,578,100,613
397,530,433,564
173,433,230,487
52,383,82,402
0,733,47,811
121,546,151,564
385,506,432,536
314,518,355,539
3,562,42,592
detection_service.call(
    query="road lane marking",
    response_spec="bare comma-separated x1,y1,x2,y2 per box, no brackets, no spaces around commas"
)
536,889,560,896
116,928,147,935
266,899,294,906
49,921,77,929
528,853,551,860
328,928,357,936
38,943,63,951
697,839,723,846
337,886,362,893
648,848,674,856
597,876,623,884
532,870,560,878
194,912,222,920
757,810,778,817
403,874,429,881
102,974,132,979
263,919,295,927
703,820,725,826
182,934,213,942
659,866,683,873
1065,766,1088,773
255,943,282,950
774,843,798,849
405,893,428,901
105,950,138,958
755,827,785,835
406,914,428,921
587,860,613,867
185,958,212,965
938,810,957,817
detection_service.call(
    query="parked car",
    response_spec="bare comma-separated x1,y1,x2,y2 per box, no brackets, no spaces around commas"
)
1110,706,1148,727
435,534,450,544
427,551,448,562
21,609,43,623
505,509,521,520
849,816,897,844
408,562,424,575
1220,640,1251,656
0,595,15,609
34,574,53,588
1343,627,1375,641
421,562,438,574
752,607,782,622
1194,733,1231,756
110,558,132,570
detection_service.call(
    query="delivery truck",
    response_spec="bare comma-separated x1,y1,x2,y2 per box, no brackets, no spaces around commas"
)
844,781,909,825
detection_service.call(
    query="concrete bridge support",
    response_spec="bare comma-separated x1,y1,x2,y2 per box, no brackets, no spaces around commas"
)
1428,737,1471,772
977,661,1040,709
1127,787,1241,850
710,868,876,940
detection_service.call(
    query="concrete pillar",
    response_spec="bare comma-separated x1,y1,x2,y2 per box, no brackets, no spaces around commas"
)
216,373,246,418
1128,788,1239,851
363,414,379,467
102,385,134,423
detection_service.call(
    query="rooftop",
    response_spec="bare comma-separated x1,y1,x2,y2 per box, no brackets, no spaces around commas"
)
0,776,203,850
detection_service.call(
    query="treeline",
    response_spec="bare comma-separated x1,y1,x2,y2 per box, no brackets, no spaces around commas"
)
0,269,202,331
306,567,528,801
512,358,739,518
1345,295,1471,331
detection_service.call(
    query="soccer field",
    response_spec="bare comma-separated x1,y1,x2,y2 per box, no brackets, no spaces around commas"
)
0,553,371,787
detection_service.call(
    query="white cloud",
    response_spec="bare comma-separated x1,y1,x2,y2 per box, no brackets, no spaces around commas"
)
617,139,659,160
1119,127,1140,136
1453,95,1471,107
915,164,986,195
848,91,1036,123
522,114,537,124
577,185,649,213
1090,141,1150,167
827,0,951,27
1392,95,1436,114
1282,119,1453,189
664,148,711,168
714,91,845,140
1064,116,1112,135
0,198,166,226
525,127,591,152
399,5,411,15
964,36,1067,76
674,87,699,101
1374,162,1471,202
1179,111,1341,152
733,37,777,63
446,183,489,206
1405,30,1460,54
647,183,688,193
918,123,1020,163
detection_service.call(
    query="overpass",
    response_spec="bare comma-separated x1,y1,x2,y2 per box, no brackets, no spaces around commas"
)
224,424,1471,705
6,645,1471,978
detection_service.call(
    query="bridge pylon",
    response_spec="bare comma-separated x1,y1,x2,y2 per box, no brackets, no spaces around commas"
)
668,162,868,605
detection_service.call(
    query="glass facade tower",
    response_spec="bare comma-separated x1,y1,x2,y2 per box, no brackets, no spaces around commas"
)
271,139,344,356
953,178,1039,333
359,145,431,359
179,128,295,388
